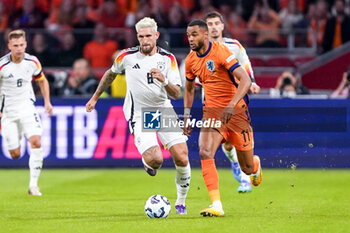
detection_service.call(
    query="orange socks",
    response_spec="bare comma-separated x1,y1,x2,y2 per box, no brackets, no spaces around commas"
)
201,159,220,202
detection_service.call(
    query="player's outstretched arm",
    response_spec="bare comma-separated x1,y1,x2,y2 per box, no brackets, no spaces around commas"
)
86,69,116,112
221,66,251,124
183,79,195,136
37,77,53,117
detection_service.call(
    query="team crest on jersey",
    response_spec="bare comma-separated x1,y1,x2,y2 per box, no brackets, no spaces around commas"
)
157,62,165,71
206,60,215,72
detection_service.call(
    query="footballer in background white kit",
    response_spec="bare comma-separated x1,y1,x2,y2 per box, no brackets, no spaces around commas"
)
86,17,191,215
0,29,53,196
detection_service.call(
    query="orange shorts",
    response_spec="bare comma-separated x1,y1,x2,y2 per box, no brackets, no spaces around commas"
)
202,104,254,151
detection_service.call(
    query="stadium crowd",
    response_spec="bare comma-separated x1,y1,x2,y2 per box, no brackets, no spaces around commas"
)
1,0,350,96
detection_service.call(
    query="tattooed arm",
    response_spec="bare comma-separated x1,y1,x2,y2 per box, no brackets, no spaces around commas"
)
86,69,117,112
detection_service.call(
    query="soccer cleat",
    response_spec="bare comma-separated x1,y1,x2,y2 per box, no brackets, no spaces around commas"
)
175,204,187,215
28,186,42,196
231,161,241,183
144,165,157,176
200,205,225,217
250,155,263,186
237,180,252,193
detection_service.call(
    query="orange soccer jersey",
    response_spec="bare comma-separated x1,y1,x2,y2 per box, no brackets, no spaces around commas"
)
185,41,253,151
185,41,248,108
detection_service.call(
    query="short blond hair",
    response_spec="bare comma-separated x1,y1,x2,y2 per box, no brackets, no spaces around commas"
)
8,29,26,41
135,17,158,33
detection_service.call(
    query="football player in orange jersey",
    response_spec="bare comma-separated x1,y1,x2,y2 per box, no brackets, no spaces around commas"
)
183,20,262,217
205,11,261,193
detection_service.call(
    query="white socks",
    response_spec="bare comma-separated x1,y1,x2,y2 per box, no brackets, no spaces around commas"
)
222,144,251,182
221,144,238,163
212,200,223,210
175,163,191,206
241,170,251,182
29,148,43,188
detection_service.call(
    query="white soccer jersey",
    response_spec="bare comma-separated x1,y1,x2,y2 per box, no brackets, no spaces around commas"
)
111,46,181,121
222,37,255,83
0,53,44,118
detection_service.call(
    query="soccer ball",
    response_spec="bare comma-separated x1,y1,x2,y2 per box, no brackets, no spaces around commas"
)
144,194,171,218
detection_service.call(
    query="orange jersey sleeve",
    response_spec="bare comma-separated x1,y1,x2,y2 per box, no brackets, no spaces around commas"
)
215,42,240,72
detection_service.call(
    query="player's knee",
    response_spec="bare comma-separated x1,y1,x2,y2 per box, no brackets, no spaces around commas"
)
30,140,41,148
10,150,21,159
223,142,233,151
199,147,212,160
172,148,188,166
144,146,163,169
150,157,163,169
174,155,188,167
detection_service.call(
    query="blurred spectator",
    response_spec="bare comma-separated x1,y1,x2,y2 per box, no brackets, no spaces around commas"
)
150,0,168,27
29,33,56,67
117,0,138,14
97,0,126,28
14,0,50,13
73,4,95,29
46,70,68,96
73,4,96,46
296,2,316,29
248,1,282,47
8,0,48,29
136,0,153,21
50,0,64,10
0,2,9,32
151,0,194,16
279,0,304,33
270,71,309,97
0,28,10,55
63,58,99,96
57,32,82,67
280,0,306,12
167,2,187,48
322,0,350,53
191,0,218,20
83,23,118,68
77,0,138,14
47,0,76,32
168,3,187,28
331,66,350,98
307,0,328,48
241,0,280,21
220,3,248,42
136,0,167,27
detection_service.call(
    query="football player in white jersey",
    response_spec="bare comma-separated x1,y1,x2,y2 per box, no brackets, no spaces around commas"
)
0,29,53,196
86,17,191,214
205,12,261,193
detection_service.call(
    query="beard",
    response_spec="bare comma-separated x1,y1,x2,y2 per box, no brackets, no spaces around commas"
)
140,44,155,55
191,40,204,52
210,30,219,38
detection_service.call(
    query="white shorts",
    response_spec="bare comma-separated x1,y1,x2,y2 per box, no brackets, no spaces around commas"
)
130,117,187,155
1,106,43,150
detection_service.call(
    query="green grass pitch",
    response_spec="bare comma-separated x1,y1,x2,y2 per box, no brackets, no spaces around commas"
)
0,168,349,233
